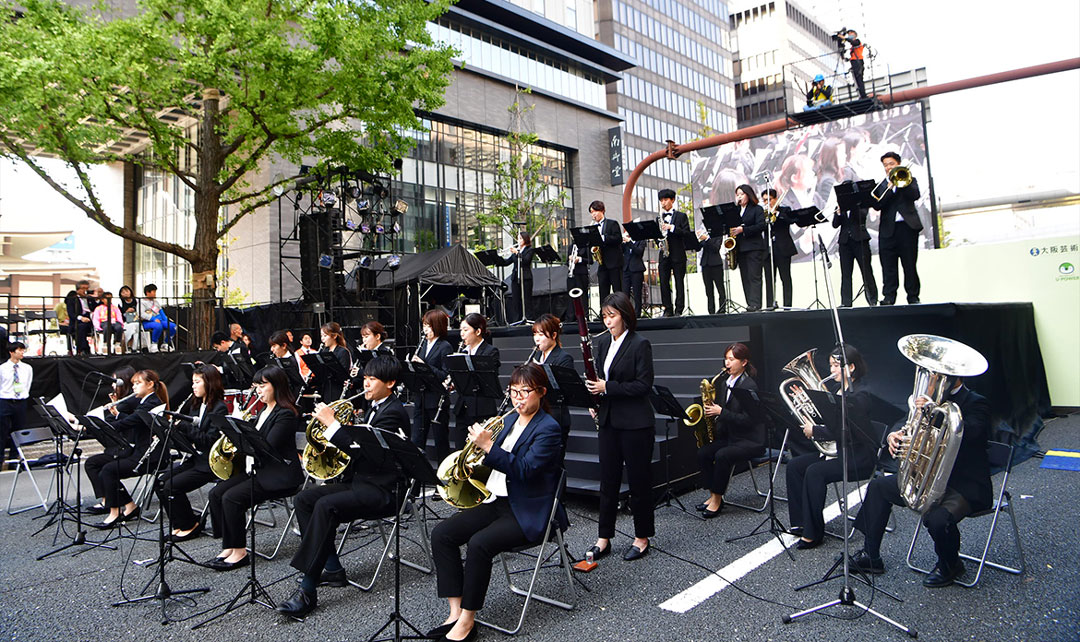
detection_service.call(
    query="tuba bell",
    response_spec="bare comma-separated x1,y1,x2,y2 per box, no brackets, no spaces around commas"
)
778,349,838,457
683,370,727,448
894,334,987,514
301,399,356,481
436,410,513,509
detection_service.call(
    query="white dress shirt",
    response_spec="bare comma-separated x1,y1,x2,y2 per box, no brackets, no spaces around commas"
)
0,360,32,400
483,416,530,501
725,372,741,403
603,330,628,381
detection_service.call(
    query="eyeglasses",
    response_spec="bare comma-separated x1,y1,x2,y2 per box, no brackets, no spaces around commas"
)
508,388,535,398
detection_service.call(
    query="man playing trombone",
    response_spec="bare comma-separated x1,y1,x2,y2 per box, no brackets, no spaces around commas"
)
870,152,922,305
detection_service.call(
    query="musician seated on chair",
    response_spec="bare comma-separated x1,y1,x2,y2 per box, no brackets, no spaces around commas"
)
694,342,764,518
850,378,992,588
277,355,411,617
786,344,878,549
427,363,567,642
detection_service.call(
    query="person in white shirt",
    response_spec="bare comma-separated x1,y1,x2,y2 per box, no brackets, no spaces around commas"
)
0,342,32,467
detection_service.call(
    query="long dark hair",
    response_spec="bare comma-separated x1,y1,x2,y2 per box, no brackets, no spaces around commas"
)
192,364,225,411
601,291,637,333
830,343,868,382
134,369,169,408
725,342,758,379
510,363,551,414
462,312,490,342
735,183,759,206
113,365,136,398
321,322,349,353
252,366,298,416
816,137,845,182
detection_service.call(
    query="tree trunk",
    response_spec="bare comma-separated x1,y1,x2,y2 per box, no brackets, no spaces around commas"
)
189,254,219,350
188,88,226,350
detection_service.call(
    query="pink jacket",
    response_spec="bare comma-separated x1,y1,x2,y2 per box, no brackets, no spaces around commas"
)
92,304,123,331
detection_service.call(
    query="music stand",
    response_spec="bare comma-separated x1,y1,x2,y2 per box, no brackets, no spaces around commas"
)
648,385,699,518
834,180,877,304
444,354,502,402
541,365,593,411
400,360,448,516
303,352,350,402
533,244,561,265
623,221,662,318
791,206,828,310
474,250,509,324
702,203,745,314
192,415,291,630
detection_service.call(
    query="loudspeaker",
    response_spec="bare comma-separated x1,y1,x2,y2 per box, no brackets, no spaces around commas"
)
299,210,333,303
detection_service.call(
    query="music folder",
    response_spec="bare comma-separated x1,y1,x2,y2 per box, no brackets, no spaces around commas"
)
445,354,503,401
570,225,603,249
700,203,741,235
834,179,876,211
623,220,661,242
791,206,827,228
533,244,561,264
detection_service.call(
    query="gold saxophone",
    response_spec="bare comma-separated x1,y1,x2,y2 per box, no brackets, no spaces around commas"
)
683,369,727,448
436,410,514,509
592,244,603,266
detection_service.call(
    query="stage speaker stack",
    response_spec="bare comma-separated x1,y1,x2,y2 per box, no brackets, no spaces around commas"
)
299,209,335,303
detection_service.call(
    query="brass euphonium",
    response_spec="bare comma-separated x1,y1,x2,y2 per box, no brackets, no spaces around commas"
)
683,369,727,448
301,398,358,481
436,410,514,509
895,334,987,514
778,348,838,457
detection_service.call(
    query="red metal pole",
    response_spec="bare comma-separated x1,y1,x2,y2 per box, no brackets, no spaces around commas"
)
621,57,1080,222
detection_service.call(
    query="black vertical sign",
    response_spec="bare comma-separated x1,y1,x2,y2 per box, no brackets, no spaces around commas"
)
608,126,624,186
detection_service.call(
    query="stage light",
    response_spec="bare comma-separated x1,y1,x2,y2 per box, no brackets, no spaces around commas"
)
394,199,408,214
388,254,401,269
318,254,333,269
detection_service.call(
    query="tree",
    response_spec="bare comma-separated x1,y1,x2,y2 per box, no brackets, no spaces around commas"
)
0,0,456,347
477,87,567,250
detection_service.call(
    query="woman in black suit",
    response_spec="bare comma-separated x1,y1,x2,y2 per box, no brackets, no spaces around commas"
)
206,365,304,570
531,313,574,441
730,184,768,311
155,364,228,541
411,308,454,461
87,369,169,528
787,344,879,549
584,292,655,561
494,231,535,324
428,364,565,642
694,342,765,517
84,367,136,516
452,313,501,451
349,320,395,410
318,322,352,402
764,188,797,308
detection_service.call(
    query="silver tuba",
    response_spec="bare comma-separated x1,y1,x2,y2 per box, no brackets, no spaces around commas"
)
895,334,987,514
778,348,838,457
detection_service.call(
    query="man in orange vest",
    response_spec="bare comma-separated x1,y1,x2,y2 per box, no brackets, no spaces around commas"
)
844,30,867,99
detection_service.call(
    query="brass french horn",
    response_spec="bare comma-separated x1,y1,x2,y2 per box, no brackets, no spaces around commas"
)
301,399,357,481
436,410,514,509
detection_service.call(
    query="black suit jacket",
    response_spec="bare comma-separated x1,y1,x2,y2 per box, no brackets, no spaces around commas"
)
593,331,654,430
570,240,592,277
735,203,767,252
246,405,304,494
317,345,352,402
329,393,411,491
265,355,306,400
537,345,574,432
833,205,872,244
107,393,162,456
660,209,694,262
179,400,229,473
452,341,502,419
65,291,93,327
624,240,646,273
494,246,536,284
944,385,992,512
871,177,922,238
771,207,798,257
596,219,625,269
700,234,727,267
417,338,454,408
810,380,879,468
716,375,765,450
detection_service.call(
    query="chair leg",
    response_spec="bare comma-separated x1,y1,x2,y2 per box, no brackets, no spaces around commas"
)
955,493,1025,587
477,530,576,636
5,457,50,515
253,500,297,561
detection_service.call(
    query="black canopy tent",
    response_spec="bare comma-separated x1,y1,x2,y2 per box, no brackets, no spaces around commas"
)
374,244,504,351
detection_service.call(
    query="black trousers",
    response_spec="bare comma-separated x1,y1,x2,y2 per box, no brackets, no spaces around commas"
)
597,427,654,539
0,397,28,462
737,249,767,311
851,59,866,98
854,475,973,569
879,224,920,304
412,399,451,463
290,481,396,578
658,256,686,316
156,460,217,531
838,239,879,306
507,277,532,324
701,265,726,314
786,453,875,542
85,451,142,508
597,265,623,303
626,270,645,316
71,320,93,355
696,439,765,495
208,473,296,549
773,254,793,307
564,272,591,322
432,497,530,611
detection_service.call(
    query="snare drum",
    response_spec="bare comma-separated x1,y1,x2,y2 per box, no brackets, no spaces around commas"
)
223,389,243,414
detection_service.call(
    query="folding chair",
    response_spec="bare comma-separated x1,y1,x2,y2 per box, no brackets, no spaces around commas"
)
477,470,576,636
336,491,434,592
4,428,58,515
251,478,311,561
906,440,1026,588
725,429,791,512
824,420,891,540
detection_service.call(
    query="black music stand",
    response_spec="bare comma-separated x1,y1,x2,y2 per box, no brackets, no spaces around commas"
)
834,180,877,304
113,412,210,623
34,404,118,557
303,352,350,402
724,389,794,560
444,354,502,402
541,364,593,411
701,203,745,314
791,206,828,310
648,385,699,518
534,244,561,265
192,415,291,630
400,361,448,517
474,250,508,324
623,221,662,318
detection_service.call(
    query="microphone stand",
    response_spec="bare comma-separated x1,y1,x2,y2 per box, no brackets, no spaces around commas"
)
764,175,777,310
782,239,915,638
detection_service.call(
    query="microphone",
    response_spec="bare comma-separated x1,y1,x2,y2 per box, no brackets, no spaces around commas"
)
818,237,833,269
162,409,197,423
88,371,123,386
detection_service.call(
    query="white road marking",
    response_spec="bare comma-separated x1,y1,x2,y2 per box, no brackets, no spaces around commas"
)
659,486,866,613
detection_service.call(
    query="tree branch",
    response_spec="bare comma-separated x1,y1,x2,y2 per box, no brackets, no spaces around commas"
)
217,190,282,238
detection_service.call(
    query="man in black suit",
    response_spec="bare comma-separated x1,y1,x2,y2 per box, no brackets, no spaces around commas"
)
210,331,251,389
622,230,647,315
697,226,727,315
278,355,411,616
65,279,95,355
765,189,797,308
657,189,693,316
589,201,625,303
870,152,922,305
832,184,879,307
851,380,992,588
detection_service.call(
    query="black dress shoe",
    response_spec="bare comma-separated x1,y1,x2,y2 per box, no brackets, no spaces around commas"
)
119,507,141,522
787,526,804,537
623,543,649,561
850,550,886,575
923,561,963,588
425,621,457,639
92,518,121,530
319,568,348,587
169,522,203,543
694,502,708,512
210,555,250,572
85,503,108,516
795,538,823,550
276,588,317,617
438,623,477,642
701,503,723,519
584,544,611,561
